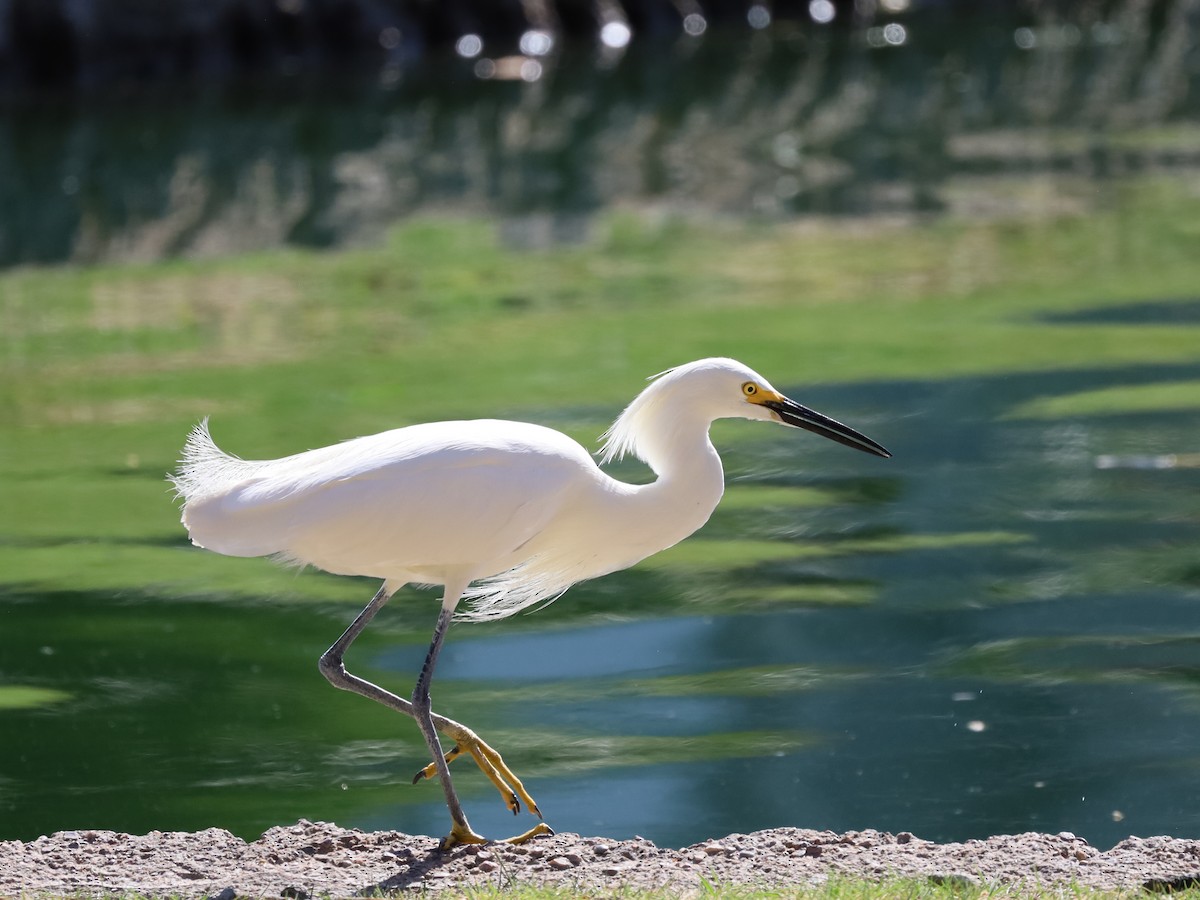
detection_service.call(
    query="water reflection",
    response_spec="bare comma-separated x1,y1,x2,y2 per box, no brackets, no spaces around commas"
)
599,21,633,49
2,3,1197,267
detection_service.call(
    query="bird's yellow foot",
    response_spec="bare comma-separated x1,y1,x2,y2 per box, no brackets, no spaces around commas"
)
415,732,541,819
508,822,555,844
438,821,555,852
438,821,489,851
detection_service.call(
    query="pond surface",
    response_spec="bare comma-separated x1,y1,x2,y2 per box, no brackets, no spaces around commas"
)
5,364,1199,848
2,4,1200,851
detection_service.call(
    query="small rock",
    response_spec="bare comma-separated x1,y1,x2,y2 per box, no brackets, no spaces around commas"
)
478,861,497,873
896,832,914,844
805,845,823,858
928,874,979,888
702,843,726,856
565,852,583,865
549,856,575,870
737,849,756,859
1057,831,1077,841
592,844,610,856
208,888,237,900
280,888,309,900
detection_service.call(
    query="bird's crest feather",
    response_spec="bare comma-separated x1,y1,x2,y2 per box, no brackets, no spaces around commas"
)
597,365,676,466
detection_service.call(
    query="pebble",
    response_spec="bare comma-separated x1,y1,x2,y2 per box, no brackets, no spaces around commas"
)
702,843,726,856
928,873,980,888
478,861,497,873
549,856,575,870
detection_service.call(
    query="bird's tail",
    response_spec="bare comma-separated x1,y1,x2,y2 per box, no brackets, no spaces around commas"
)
170,420,298,559
168,418,262,504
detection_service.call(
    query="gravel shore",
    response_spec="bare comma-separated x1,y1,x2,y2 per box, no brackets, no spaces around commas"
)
4,820,1199,897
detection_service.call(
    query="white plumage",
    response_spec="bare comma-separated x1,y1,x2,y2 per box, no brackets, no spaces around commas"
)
175,417,610,618
170,357,889,849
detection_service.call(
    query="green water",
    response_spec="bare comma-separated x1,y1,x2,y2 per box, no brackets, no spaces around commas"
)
3,8,1200,849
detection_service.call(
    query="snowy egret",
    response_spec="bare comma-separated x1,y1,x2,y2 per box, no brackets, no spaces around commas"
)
171,357,889,849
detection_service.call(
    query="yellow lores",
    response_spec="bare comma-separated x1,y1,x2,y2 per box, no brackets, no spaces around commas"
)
171,357,890,850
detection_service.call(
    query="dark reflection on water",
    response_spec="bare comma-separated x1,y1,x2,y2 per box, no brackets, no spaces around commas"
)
3,1,1198,267
1042,298,1200,325
4,363,1200,846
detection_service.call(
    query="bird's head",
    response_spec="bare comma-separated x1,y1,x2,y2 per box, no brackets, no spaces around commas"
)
600,357,891,466
726,361,891,458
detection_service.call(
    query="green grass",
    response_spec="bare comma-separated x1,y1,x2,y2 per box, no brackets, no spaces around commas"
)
1007,380,1200,420
0,685,72,711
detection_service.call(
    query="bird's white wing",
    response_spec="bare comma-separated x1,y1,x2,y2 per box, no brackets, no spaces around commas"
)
178,420,598,584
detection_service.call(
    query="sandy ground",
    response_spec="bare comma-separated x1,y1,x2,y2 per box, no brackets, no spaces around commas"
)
3,820,1200,897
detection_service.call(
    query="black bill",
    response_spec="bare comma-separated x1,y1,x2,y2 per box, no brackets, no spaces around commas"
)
763,397,891,458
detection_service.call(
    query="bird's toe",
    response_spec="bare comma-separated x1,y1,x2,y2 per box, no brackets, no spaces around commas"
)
438,824,489,851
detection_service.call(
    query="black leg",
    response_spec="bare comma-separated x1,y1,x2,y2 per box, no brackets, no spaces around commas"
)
411,600,482,847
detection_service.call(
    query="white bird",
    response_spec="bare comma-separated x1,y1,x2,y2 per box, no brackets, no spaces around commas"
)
170,357,890,849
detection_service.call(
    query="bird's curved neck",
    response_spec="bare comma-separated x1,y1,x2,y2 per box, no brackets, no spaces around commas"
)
645,419,722,483
628,415,725,541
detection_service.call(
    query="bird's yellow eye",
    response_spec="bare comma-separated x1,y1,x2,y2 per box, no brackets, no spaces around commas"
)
742,382,759,397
